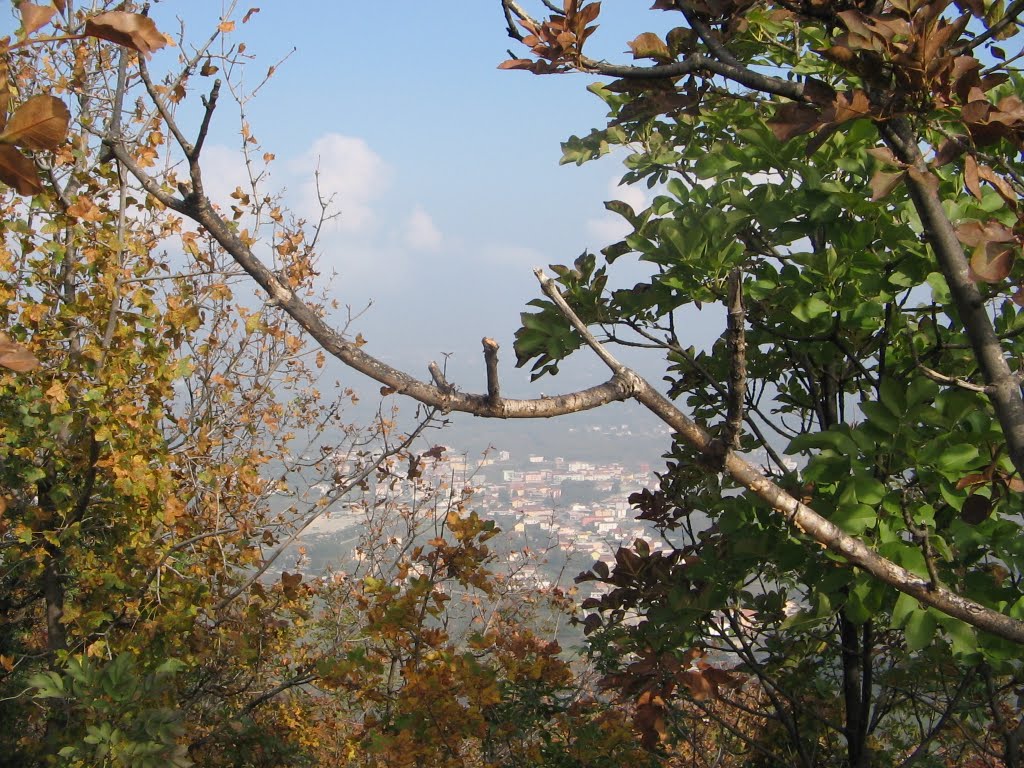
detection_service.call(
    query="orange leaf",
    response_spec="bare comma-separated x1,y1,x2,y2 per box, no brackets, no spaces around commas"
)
219,20,236,33
679,669,713,700
66,196,104,222
0,332,39,372
84,11,167,59
18,2,56,35
0,145,42,195
0,95,69,150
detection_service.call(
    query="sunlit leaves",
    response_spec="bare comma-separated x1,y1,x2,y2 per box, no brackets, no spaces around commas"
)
18,3,56,36
628,32,671,62
84,11,168,59
0,95,69,150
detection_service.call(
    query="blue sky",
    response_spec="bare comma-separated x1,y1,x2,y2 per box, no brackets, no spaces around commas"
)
141,2,710,401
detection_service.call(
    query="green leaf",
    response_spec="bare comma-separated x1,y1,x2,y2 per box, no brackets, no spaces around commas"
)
904,607,937,651
791,294,831,322
936,444,980,472
851,474,886,505
831,503,876,535
786,428,858,456
891,591,919,629
861,401,901,434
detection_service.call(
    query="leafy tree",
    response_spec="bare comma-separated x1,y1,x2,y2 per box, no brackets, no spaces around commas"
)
0,4,430,765
0,5,671,766
99,0,1024,650
6,0,1024,765
497,0,1024,764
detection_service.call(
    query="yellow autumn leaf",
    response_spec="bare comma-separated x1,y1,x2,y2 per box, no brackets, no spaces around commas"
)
45,380,66,403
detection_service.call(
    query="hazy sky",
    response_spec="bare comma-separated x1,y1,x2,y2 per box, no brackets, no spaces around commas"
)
136,2,724,457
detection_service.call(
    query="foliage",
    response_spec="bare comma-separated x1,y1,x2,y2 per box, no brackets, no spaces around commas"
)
7,0,1024,765
287,451,652,768
0,2,399,764
502,0,1024,765
0,3,664,765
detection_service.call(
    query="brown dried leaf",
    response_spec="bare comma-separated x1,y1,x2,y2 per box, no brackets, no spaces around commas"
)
628,32,671,62
820,44,857,67
830,89,871,124
960,494,992,524
19,2,56,35
0,95,69,150
964,153,981,199
679,669,713,700
0,332,39,372
0,61,11,133
802,77,837,106
955,219,1016,247
498,58,538,71
870,169,905,200
976,164,1019,210
0,145,42,195
575,2,600,27
84,11,167,59
243,8,260,23
950,55,981,102
955,472,989,490
702,667,739,690
970,241,1014,283
955,0,985,16
867,146,902,168
633,692,667,750
769,102,821,142
932,137,964,166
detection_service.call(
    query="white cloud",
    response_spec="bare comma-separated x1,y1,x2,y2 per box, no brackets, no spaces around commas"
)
195,144,251,213
290,133,390,234
403,206,442,251
586,175,648,244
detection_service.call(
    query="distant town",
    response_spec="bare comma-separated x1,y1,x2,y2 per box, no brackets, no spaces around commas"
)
299,422,675,594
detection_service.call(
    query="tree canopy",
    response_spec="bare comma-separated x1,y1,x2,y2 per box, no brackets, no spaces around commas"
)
2,0,1024,766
